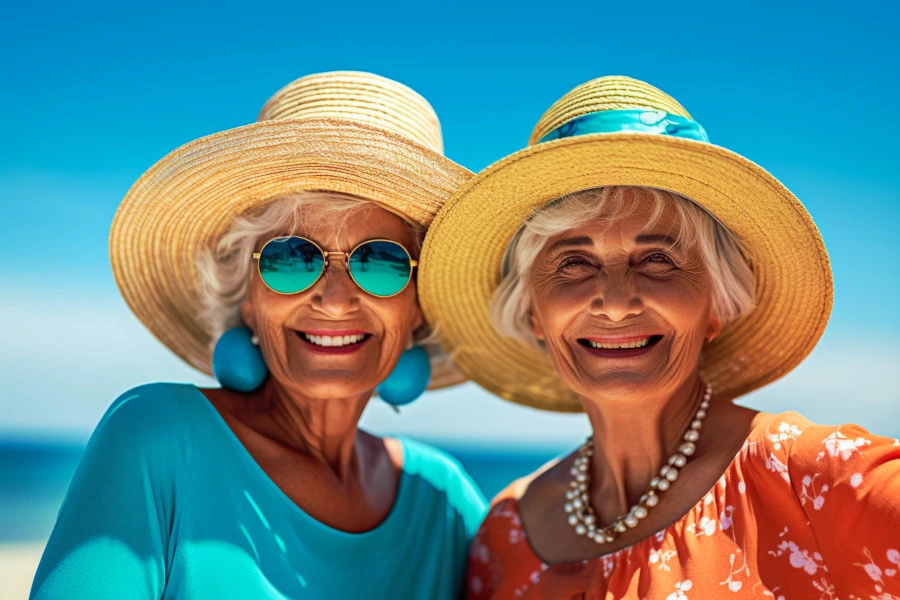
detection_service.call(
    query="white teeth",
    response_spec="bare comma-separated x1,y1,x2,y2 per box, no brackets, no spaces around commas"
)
588,337,652,349
303,333,365,347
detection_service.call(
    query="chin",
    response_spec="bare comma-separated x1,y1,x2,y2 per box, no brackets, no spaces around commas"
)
283,370,380,399
577,371,662,400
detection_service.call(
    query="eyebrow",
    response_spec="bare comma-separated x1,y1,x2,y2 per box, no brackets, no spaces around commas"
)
546,236,594,254
635,234,679,246
546,233,679,254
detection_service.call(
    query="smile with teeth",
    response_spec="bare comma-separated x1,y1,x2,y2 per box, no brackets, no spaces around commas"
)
301,333,369,347
586,337,653,349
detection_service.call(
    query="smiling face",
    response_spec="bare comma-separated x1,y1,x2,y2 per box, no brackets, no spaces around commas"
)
240,203,423,399
527,191,722,401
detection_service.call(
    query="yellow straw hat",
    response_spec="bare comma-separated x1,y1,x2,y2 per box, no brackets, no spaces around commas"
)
420,76,833,411
110,71,473,388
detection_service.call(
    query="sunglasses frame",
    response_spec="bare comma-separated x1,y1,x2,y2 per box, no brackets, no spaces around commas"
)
252,236,418,298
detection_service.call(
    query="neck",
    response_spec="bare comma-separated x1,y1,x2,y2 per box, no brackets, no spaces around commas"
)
252,378,373,484
581,374,704,522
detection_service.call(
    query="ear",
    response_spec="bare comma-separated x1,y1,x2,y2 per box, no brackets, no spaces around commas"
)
410,301,425,335
704,314,723,344
529,311,546,342
240,299,257,333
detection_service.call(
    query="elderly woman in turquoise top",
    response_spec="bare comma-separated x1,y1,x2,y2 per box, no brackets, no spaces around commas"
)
31,71,486,599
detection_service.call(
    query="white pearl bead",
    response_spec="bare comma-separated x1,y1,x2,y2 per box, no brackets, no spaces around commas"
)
572,498,583,510
568,514,579,526
605,533,616,543
570,467,580,476
679,442,696,456
660,465,671,477
615,521,627,533
657,478,671,491
569,480,579,488
700,401,710,410
625,515,639,528
576,473,587,483
673,454,687,468
584,514,595,525
649,476,661,489
696,409,707,419
566,490,576,500
578,462,588,472
575,524,587,535
691,419,703,430
633,506,648,519
644,493,659,507
564,502,574,513
665,468,679,482
577,482,587,492
684,430,700,443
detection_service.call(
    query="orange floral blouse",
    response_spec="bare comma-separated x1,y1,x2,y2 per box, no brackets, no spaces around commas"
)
467,412,900,599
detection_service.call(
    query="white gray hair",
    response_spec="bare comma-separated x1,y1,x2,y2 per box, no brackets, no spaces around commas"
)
195,191,423,346
491,186,756,347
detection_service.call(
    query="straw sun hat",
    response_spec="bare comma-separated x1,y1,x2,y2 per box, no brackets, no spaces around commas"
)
420,76,833,412
110,71,473,389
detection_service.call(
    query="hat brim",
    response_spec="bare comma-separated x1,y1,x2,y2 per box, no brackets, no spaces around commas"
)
110,117,473,389
420,133,833,411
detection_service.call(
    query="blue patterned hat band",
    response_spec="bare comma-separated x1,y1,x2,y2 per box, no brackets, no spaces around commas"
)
537,109,710,145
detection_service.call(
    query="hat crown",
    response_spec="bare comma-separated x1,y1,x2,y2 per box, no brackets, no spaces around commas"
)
258,71,445,153
529,76,692,146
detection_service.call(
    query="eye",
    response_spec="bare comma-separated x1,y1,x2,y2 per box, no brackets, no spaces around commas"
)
557,254,599,273
645,252,674,264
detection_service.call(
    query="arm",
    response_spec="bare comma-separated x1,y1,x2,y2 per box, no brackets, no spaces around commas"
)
30,386,189,600
788,422,900,596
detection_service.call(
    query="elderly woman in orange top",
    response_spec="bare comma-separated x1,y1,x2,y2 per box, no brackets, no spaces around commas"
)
419,76,900,598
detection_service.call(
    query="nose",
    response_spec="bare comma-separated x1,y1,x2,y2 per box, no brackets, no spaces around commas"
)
310,256,360,317
587,270,643,322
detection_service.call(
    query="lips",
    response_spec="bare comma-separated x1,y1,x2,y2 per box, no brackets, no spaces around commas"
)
577,335,663,358
295,330,372,354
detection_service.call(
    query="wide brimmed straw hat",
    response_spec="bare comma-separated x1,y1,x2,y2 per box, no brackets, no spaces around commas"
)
110,71,473,388
420,76,833,411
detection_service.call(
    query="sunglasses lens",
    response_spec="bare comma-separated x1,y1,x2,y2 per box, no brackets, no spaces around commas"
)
257,237,324,294
349,241,413,297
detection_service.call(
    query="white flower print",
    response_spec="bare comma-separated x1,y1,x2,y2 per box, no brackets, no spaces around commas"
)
719,550,750,592
817,429,872,461
850,472,864,488
649,548,678,572
666,579,693,600
473,540,491,564
768,422,803,450
720,506,735,531
684,517,717,538
509,527,521,544
853,547,900,596
470,576,483,595
799,473,830,510
765,452,790,482
769,527,828,576
810,577,838,599
762,588,785,600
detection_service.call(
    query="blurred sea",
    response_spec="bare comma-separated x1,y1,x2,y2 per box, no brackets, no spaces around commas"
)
0,440,561,543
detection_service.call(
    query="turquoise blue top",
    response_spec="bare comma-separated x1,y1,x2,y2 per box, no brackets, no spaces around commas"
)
31,383,487,599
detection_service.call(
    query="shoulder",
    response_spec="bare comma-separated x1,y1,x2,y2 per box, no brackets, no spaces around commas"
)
396,438,487,520
785,417,900,472
89,383,203,458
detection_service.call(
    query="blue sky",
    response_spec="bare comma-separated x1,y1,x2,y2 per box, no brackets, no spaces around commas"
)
2,0,898,444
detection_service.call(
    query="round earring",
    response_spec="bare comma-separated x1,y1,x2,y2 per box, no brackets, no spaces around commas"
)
212,327,269,392
377,345,431,407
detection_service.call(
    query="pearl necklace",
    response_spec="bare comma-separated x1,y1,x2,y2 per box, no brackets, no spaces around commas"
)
565,382,712,545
